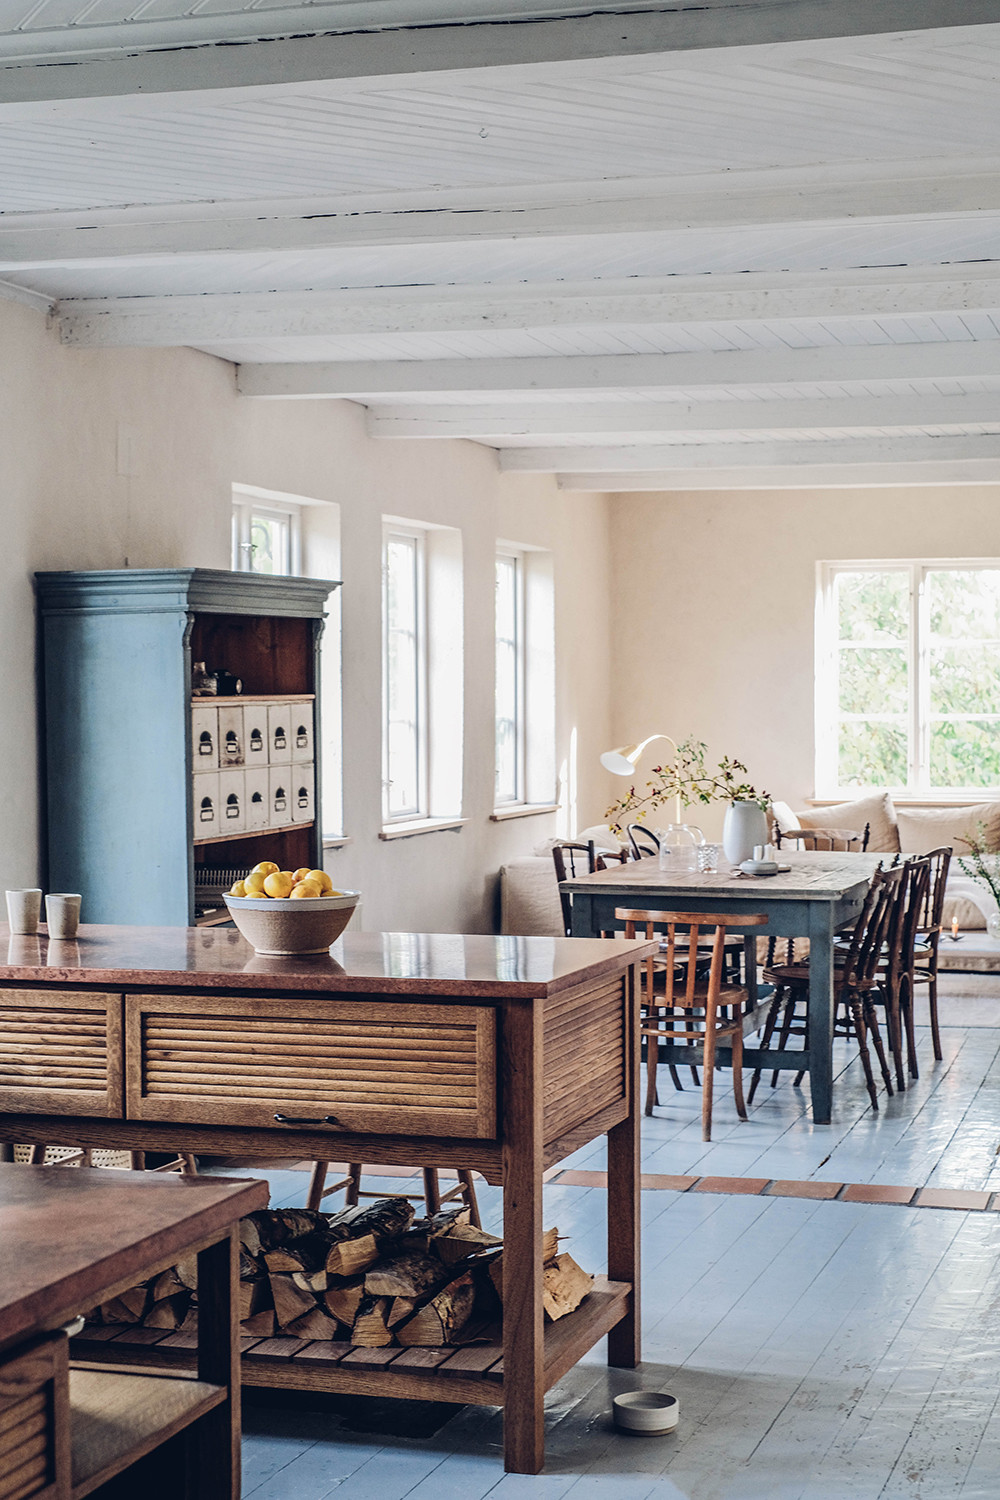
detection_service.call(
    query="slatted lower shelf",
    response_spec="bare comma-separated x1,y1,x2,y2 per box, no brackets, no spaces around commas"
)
71,1278,630,1408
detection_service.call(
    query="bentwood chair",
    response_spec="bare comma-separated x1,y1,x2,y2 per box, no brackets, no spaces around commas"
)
617,907,768,1140
911,846,952,1061
626,824,660,861
552,840,627,935
775,823,871,853
755,864,903,1112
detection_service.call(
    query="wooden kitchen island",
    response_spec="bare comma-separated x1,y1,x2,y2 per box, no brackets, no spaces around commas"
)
0,923,651,1475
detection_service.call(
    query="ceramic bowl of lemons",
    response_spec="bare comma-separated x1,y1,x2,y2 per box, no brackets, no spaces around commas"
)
223,863,360,955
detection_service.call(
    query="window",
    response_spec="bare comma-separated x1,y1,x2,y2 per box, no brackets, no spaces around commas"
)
383,528,425,820
232,493,301,575
494,551,524,805
492,544,557,816
381,519,463,831
817,561,1000,796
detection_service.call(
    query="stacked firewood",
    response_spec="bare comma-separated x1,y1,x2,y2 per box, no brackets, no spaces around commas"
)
89,1198,594,1345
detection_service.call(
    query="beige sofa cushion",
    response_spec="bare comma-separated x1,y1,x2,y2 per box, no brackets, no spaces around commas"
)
941,894,987,931
768,800,801,839
895,801,1000,857
500,856,563,936
796,792,900,854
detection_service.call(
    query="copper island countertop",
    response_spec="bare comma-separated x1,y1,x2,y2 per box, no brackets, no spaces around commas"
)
0,923,653,998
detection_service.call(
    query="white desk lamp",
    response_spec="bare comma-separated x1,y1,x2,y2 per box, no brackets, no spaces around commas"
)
600,734,680,824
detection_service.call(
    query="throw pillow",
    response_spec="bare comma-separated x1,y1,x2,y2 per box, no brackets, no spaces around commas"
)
796,792,900,854
895,801,1000,856
769,800,801,840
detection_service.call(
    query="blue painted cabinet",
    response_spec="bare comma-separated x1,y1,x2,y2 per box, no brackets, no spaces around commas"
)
35,569,339,926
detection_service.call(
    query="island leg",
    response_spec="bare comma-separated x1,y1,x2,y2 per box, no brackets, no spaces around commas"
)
501,999,545,1474
194,1228,241,1499
607,961,640,1367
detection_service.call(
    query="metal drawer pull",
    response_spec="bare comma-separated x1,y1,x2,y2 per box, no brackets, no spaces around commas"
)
273,1112,341,1126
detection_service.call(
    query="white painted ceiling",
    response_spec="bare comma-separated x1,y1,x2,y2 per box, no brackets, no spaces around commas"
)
2,0,1000,488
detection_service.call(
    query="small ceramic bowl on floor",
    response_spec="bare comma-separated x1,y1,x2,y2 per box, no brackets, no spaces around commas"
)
612,1391,679,1435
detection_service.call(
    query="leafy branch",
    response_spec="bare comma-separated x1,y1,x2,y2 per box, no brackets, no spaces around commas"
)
958,821,1000,905
605,736,768,835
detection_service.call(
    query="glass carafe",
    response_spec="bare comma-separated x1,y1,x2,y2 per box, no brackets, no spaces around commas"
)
658,823,705,873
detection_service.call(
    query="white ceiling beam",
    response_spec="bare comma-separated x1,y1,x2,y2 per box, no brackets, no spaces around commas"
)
238,342,1000,399
558,462,1000,490
53,261,1000,349
500,434,1000,472
15,160,1000,270
368,392,1000,440
1,2,994,114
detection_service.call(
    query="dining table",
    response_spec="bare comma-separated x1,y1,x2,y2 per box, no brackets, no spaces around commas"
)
561,849,884,1124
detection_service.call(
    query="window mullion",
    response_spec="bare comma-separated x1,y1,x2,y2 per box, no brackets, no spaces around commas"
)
912,563,925,794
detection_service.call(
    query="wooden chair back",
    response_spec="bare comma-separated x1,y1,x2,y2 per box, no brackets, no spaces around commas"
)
626,824,660,860
775,823,870,852
616,908,767,1010
838,864,903,996
552,840,597,935
917,845,952,933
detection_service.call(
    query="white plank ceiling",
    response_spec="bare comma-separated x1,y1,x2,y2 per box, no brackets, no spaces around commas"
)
3,0,1000,488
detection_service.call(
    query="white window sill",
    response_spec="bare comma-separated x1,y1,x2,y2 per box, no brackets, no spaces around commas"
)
321,835,353,849
809,795,1000,808
379,817,468,841
490,803,560,822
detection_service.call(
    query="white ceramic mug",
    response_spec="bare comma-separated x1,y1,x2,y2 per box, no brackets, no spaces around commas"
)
45,893,82,940
6,888,42,935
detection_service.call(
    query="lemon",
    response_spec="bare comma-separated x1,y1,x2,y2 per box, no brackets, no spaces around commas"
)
306,868,334,894
244,890,267,899
229,879,247,897
244,870,267,894
252,861,279,877
291,867,312,885
263,870,295,899
290,880,322,899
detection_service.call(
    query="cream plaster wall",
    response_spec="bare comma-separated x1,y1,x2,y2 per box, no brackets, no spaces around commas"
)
608,486,1000,839
0,297,614,931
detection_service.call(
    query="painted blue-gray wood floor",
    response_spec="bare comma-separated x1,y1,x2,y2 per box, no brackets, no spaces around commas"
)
224,989,1000,1499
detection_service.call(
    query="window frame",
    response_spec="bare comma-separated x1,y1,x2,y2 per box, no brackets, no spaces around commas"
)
232,494,302,576
816,558,1000,799
494,547,527,807
382,523,429,824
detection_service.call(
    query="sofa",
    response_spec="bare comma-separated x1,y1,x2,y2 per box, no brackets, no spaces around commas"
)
770,791,1000,930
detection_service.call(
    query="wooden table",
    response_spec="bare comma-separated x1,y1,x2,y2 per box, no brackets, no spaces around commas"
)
0,1161,265,1499
562,851,883,1124
0,924,651,1476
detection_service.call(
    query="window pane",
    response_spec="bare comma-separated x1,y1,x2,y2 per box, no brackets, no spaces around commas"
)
838,646,908,715
250,514,289,575
836,570,908,642
927,569,1000,640
930,720,1000,788
384,534,421,817
930,645,1000,716
495,555,520,803
838,721,908,788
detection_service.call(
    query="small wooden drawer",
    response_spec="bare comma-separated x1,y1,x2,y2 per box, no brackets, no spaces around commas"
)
267,767,292,827
0,992,123,1118
243,704,269,766
126,993,497,1138
192,772,221,839
290,702,314,763
291,764,315,822
217,769,246,835
190,706,218,770
0,1333,69,1500
267,705,293,764
217,705,244,768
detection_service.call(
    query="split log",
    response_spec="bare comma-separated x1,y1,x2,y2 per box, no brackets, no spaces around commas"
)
394,1270,476,1346
241,1209,326,1256
365,1253,453,1300
542,1227,561,1264
325,1234,379,1278
150,1269,187,1304
541,1254,592,1322
241,1308,277,1337
174,1253,199,1291
352,1295,394,1347
323,1277,365,1326
239,1278,271,1322
432,1224,502,1267
99,1282,150,1323
269,1273,321,1329
285,1306,343,1341
386,1296,418,1329
145,1292,192,1330
291,1267,329,1294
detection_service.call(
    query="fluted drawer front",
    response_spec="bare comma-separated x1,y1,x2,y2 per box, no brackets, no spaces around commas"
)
543,975,627,1142
0,1335,66,1500
0,991,123,1118
126,994,497,1138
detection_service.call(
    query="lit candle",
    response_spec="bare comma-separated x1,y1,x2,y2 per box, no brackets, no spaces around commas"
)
952,915,960,941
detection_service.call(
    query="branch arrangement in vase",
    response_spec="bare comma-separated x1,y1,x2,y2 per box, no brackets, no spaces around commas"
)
957,822,1000,906
606,736,769,835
